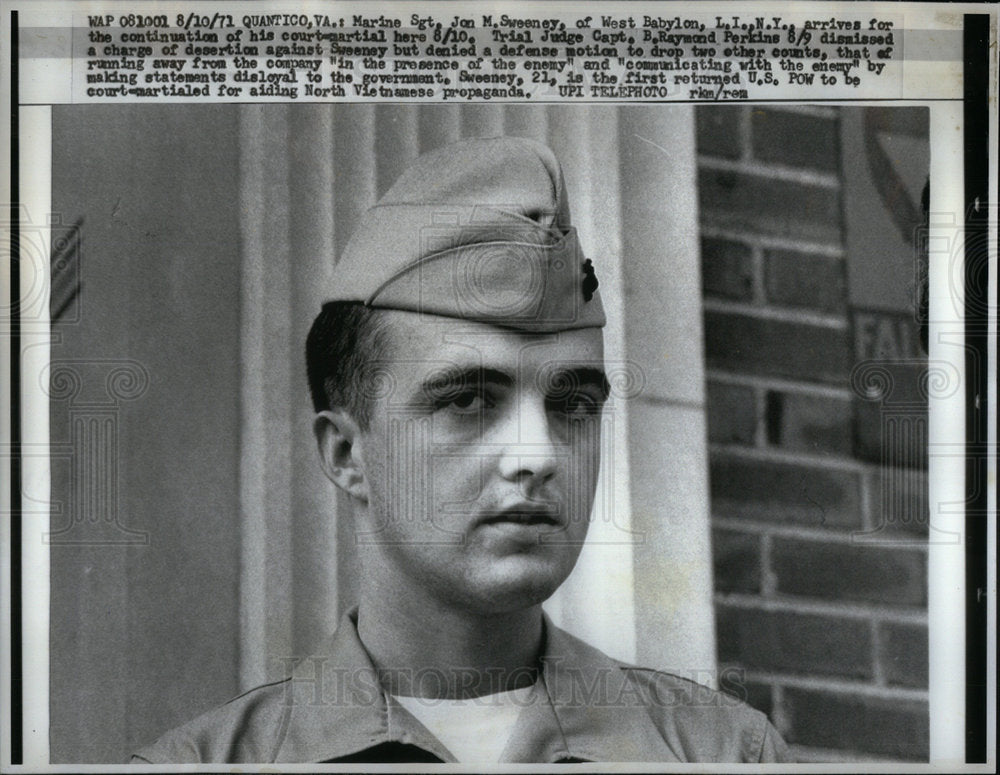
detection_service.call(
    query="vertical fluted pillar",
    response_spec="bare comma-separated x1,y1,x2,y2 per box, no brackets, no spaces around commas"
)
238,105,295,686
619,105,717,682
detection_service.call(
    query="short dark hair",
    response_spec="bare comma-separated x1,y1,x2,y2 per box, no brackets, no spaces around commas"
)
305,301,390,428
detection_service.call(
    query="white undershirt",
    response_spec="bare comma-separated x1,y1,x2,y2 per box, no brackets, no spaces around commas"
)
393,684,534,763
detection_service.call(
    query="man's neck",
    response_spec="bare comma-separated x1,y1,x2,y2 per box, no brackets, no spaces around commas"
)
356,588,544,700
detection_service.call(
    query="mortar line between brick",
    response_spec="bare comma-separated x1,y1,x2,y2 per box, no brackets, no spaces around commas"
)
752,384,768,449
712,516,930,552
714,591,929,624
700,225,844,257
698,155,840,189
760,532,777,596
859,467,876,533
709,443,864,472
751,243,766,306
705,370,854,400
703,298,849,329
870,618,887,687
740,670,929,703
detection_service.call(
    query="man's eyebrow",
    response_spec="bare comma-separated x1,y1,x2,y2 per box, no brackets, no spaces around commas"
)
419,367,514,395
547,367,611,399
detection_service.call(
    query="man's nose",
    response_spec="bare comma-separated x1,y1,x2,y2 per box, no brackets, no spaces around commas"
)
496,396,560,488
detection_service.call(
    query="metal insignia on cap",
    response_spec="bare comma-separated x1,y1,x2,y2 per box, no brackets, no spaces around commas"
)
582,259,599,302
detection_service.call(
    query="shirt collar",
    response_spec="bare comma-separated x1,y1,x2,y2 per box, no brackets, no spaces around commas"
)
274,607,678,763
500,617,681,763
274,607,451,762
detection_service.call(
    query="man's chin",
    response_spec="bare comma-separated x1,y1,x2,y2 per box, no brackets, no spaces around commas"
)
461,555,577,614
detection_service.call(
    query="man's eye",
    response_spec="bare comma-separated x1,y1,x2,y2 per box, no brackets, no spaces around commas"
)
450,391,481,410
555,393,603,416
436,388,490,414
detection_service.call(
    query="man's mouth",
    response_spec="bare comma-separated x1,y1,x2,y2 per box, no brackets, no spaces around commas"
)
480,503,561,527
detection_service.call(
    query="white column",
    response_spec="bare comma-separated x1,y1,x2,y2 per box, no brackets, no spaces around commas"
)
926,100,967,765
238,106,296,686
288,106,344,659
18,105,52,767
619,106,717,683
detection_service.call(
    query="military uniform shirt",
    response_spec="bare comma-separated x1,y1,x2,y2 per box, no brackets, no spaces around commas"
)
132,609,790,764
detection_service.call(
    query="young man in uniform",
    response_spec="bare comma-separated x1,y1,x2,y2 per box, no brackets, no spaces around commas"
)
133,137,789,764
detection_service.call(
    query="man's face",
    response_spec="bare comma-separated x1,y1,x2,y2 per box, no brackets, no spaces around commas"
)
352,311,607,615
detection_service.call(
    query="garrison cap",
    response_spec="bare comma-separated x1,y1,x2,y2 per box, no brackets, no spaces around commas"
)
327,136,605,332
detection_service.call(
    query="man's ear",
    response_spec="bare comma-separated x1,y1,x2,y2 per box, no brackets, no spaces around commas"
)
313,409,369,504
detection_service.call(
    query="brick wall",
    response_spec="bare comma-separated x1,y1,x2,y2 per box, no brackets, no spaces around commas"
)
697,106,929,762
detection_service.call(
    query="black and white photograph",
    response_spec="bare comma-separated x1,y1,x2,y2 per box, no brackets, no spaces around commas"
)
2,1,995,771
